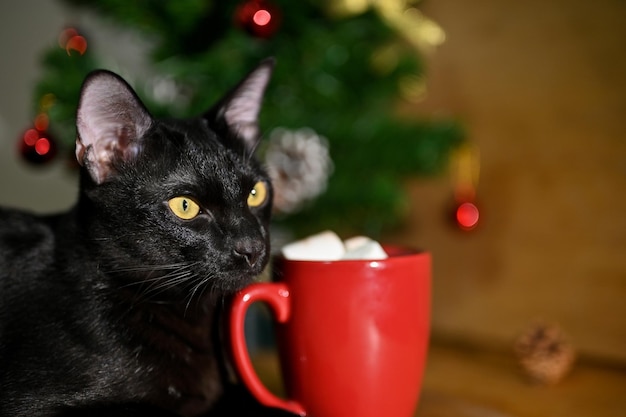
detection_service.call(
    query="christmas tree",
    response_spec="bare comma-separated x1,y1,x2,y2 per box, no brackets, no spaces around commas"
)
24,0,463,237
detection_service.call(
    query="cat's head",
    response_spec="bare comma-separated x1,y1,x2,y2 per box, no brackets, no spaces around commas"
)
75,60,275,296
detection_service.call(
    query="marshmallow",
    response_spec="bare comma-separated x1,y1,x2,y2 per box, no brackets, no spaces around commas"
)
342,236,388,260
281,230,345,261
281,232,388,261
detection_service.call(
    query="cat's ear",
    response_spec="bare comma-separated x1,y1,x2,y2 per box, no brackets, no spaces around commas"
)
75,70,153,184
205,58,274,151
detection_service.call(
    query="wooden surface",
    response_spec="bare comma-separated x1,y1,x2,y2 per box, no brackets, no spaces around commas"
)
251,342,626,417
419,342,625,417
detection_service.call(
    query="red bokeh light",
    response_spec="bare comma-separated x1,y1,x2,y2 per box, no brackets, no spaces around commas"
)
456,202,480,231
58,28,79,48
59,28,88,55
23,129,39,146
253,10,272,26
65,35,88,56
35,138,51,156
34,113,49,131
19,127,57,164
235,0,281,38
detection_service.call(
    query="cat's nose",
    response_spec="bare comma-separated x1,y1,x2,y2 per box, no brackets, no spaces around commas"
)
232,238,264,268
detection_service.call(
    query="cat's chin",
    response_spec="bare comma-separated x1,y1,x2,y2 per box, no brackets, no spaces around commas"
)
210,271,261,294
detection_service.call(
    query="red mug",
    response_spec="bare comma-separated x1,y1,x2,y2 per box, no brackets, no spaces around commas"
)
229,246,431,417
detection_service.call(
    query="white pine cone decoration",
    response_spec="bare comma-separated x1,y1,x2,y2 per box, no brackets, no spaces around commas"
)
264,127,333,214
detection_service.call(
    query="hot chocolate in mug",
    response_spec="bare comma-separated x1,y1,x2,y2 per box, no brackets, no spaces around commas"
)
229,246,431,417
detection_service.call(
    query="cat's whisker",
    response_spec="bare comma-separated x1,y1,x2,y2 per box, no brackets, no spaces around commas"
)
112,262,203,304
111,262,197,281
134,269,196,298
184,274,213,315
109,262,193,274
183,271,224,316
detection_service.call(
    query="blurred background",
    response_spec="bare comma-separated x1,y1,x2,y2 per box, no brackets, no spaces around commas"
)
393,0,626,364
0,1,78,211
1,0,625,415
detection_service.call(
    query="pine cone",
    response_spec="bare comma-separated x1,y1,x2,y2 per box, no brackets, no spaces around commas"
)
264,127,333,214
514,322,576,385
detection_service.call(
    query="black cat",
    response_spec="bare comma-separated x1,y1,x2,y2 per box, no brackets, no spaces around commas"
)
0,59,295,417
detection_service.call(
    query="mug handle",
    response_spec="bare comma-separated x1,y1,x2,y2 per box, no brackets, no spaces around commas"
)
229,282,306,416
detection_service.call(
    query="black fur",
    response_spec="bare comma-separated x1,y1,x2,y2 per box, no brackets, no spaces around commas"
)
0,60,294,417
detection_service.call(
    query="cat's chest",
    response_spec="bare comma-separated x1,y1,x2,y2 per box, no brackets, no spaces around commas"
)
119,303,224,416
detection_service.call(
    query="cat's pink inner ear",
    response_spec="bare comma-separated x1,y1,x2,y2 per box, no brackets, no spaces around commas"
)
222,60,274,148
76,71,152,184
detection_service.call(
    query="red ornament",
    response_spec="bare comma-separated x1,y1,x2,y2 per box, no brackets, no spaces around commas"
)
18,122,57,165
59,27,88,56
235,0,281,38
455,201,480,231
448,143,481,232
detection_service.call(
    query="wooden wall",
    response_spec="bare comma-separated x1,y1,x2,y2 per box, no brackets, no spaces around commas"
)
391,0,626,363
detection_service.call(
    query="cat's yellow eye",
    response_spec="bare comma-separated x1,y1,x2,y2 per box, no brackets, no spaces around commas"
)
168,197,201,220
247,181,268,208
